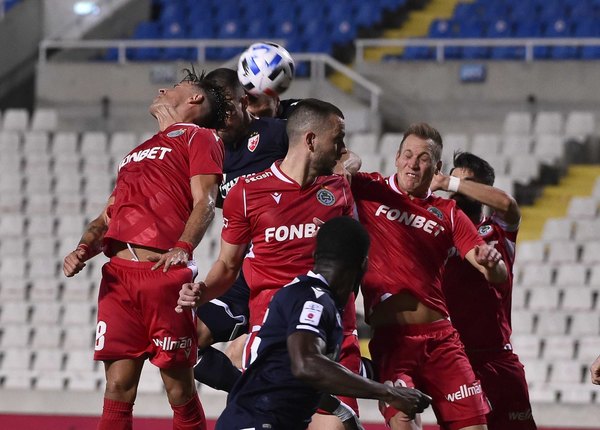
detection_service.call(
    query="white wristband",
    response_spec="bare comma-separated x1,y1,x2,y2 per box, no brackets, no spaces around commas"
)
448,176,460,192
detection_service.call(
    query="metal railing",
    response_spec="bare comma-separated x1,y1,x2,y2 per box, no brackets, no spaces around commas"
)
38,39,382,112
355,37,600,64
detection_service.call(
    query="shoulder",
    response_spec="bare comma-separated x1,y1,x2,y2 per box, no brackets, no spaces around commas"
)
255,117,287,129
277,279,335,309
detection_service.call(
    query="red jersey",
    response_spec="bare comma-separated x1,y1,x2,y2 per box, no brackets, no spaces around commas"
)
351,172,483,320
222,161,354,297
105,123,224,251
442,215,518,351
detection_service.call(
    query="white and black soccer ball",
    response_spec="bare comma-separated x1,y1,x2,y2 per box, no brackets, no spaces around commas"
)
237,42,295,96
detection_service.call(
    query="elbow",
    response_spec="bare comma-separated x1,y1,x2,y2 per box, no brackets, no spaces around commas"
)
487,262,508,284
291,357,322,384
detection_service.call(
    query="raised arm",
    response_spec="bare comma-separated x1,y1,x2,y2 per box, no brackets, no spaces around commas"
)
465,244,508,284
151,173,220,271
62,195,114,277
432,172,520,225
288,331,431,420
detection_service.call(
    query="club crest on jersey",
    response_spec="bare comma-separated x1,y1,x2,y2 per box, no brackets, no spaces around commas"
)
478,225,493,237
427,206,444,220
316,188,335,206
166,129,185,138
247,133,260,152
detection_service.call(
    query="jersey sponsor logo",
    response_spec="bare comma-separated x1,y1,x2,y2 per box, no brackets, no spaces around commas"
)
247,132,260,152
311,286,325,298
166,129,185,138
265,223,317,242
445,381,482,402
478,224,493,237
220,176,241,198
427,206,444,220
316,188,335,206
118,146,173,171
299,301,324,326
152,336,193,358
375,205,445,236
509,408,533,421
244,171,273,183
271,192,282,204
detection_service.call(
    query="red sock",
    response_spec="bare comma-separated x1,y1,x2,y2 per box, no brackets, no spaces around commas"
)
171,395,206,430
97,398,133,430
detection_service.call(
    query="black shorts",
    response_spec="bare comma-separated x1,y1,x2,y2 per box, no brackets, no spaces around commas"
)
196,271,250,342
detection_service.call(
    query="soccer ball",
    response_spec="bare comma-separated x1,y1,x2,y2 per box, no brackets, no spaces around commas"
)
237,42,295,96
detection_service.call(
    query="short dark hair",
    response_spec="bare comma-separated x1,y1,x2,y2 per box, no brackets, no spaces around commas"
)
400,122,443,163
315,217,370,267
204,67,244,95
286,98,344,141
181,66,231,130
452,151,495,186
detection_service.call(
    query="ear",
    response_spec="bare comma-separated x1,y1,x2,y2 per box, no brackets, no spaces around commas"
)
306,132,316,152
240,93,249,112
188,93,205,105
435,159,443,174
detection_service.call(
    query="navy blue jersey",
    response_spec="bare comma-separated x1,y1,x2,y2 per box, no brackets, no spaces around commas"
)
219,117,288,199
216,272,343,430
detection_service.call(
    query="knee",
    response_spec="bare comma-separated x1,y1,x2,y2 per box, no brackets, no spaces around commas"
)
104,377,138,403
164,380,196,404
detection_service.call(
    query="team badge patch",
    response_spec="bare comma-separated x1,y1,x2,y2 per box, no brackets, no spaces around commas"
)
299,301,324,326
427,206,444,220
478,224,493,237
316,188,335,206
247,133,260,152
166,129,185,138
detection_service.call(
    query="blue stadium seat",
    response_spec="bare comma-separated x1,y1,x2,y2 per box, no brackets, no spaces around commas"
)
128,21,161,61
513,20,542,59
243,19,271,39
331,20,357,44
480,2,510,21
402,45,434,60
459,21,488,59
511,2,537,22
355,2,382,27
487,19,517,60
544,19,577,59
539,1,568,23
161,21,191,61
207,19,243,60
569,1,593,18
429,19,454,38
576,18,600,59
159,2,186,24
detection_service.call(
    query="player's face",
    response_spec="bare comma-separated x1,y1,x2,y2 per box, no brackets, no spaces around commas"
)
150,81,197,115
312,115,347,175
394,135,441,197
246,93,279,118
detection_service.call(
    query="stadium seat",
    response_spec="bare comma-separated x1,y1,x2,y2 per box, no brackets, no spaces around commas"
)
541,335,576,359
547,241,579,264
348,132,378,155
360,154,385,173
56,214,87,237
519,263,554,288
0,256,28,280
62,303,96,326
507,155,540,184
30,108,58,132
137,366,165,394
589,264,600,284
577,337,600,361
63,327,95,350
510,334,540,359
29,279,61,302
564,111,596,139
0,326,31,348
536,312,569,336
27,237,57,258
52,132,79,154
512,309,536,334
0,349,33,372
549,360,586,384
541,218,573,241
561,287,595,312
26,215,56,237
520,357,548,384
533,111,564,135
0,279,28,301
64,350,96,373
574,219,600,243
533,134,565,164
34,375,66,391
555,263,588,287
502,135,532,156
109,132,137,157
528,287,561,310
558,385,596,404
378,132,403,156
517,241,547,264
567,197,598,219
512,285,528,309
30,302,63,325
2,108,29,131
31,324,63,349
160,21,191,61
503,112,533,135
128,22,161,61
470,133,501,156
570,311,600,336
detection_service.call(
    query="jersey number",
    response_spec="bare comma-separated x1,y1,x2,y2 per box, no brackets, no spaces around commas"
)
95,321,107,351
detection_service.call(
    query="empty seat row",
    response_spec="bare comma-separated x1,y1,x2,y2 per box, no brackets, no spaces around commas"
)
0,302,97,326
514,262,600,287
513,286,600,311
0,108,57,132
512,310,600,337
516,240,599,264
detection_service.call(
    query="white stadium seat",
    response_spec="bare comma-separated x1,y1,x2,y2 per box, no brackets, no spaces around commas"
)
549,360,586,383
574,219,600,242
0,326,31,348
378,132,403,156
2,108,29,131
30,326,63,349
63,326,94,349
64,350,96,373
109,132,137,157
582,243,600,266
471,133,501,156
360,154,384,173
511,309,536,334
533,111,563,135
577,337,600,361
519,263,553,287
502,134,532,156
554,264,587,287
533,134,565,164
520,358,548,384
542,335,576,360
564,111,595,138
536,312,569,335
503,112,532,135
80,131,108,155
0,349,33,371
52,132,79,154
34,375,66,391
567,197,598,219
561,288,595,312
516,241,546,264
541,218,573,241
0,257,28,280
507,155,540,184
32,349,65,372
569,311,600,336
528,287,560,310
62,303,96,325
29,279,61,302
30,108,58,132
348,132,378,154
30,302,63,325
510,334,540,359
547,241,579,264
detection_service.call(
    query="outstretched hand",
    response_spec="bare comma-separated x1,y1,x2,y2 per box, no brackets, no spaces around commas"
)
430,172,448,192
175,281,206,313
149,247,189,272
385,386,431,421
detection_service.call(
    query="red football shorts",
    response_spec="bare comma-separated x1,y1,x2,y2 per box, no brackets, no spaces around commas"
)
247,290,361,415
94,257,198,369
468,350,536,430
369,319,489,429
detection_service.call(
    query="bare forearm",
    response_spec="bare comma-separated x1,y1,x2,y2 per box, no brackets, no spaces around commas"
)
200,259,240,303
295,355,389,401
179,196,216,248
483,260,508,284
78,216,108,260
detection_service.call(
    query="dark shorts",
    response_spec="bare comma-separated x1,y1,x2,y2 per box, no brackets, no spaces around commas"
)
196,271,250,342
216,403,308,430
468,349,537,430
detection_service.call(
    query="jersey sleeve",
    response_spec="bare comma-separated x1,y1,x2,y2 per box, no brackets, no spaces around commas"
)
221,180,251,245
349,172,371,199
285,289,336,341
452,207,485,258
188,128,224,179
